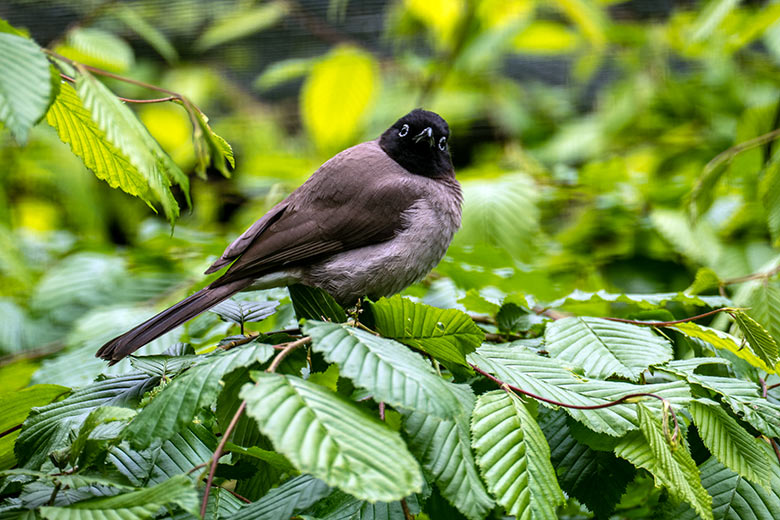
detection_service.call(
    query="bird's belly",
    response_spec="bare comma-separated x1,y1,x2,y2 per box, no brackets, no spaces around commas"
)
304,202,458,305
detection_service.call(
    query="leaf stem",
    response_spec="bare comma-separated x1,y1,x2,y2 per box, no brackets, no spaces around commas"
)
470,363,680,442
0,424,22,439
601,307,733,327
199,336,312,517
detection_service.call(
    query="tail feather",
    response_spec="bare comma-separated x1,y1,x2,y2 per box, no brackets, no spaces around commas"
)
96,279,252,365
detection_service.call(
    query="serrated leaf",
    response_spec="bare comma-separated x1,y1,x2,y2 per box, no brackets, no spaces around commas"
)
109,423,217,486
740,281,780,346
301,489,421,519
192,108,234,178
304,321,461,418
470,343,692,436
124,344,273,448
369,295,483,367
471,390,565,518
39,474,197,520
614,404,713,520
288,284,347,323
549,289,731,310
662,455,780,520
231,474,331,520
76,69,188,223
731,310,780,368
241,373,422,502
0,385,70,470
301,46,378,153
658,362,780,438
116,6,178,63
210,299,277,326
402,384,494,520
539,410,634,518
689,399,772,489
46,82,160,205
15,374,158,469
129,352,199,379
670,322,775,373
687,268,722,295
545,317,673,381
70,406,136,466
0,32,52,143
55,28,134,72
223,443,295,473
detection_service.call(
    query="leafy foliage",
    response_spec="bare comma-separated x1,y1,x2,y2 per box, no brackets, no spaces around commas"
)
3,4,780,519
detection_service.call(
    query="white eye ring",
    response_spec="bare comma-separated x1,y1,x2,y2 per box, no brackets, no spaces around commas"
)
438,136,447,151
399,124,409,137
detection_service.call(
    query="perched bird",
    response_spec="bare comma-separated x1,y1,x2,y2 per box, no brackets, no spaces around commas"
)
97,109,462,364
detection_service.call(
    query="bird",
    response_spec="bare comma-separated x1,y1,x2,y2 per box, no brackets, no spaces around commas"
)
97,108,462,364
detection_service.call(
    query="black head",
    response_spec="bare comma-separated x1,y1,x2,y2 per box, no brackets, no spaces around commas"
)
379,109,453,178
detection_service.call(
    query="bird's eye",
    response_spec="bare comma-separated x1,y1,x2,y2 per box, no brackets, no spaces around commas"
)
438,136,447,151
399,124,409,137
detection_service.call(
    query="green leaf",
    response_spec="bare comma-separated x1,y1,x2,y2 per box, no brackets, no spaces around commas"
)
109,423,217,486
471,390,565,518
231,474,331,520
614,404,713,520
0,32,52,143
545,317,673,381
549,289,731,310
662,455,780,520
254,58,314,91
16,374,157,469
658,361,780,438
669,322,776,374
301,46,378,153
651,209,723,268
369,295,484,367
55,28,134,72
223,442,296,473
210,299,278,326
75,69,189,223
301,489,421,519
454,173,541,262
45,82,163,206
125,344,274,448
739,281,780,346
402,384,494,520
192,108,234,178
241,373,423,502
687,268,722,295
39,474,197,520
116,6,178,63
69,406,136,466
304,321,461,418
690,0,739,42
195,1,288,51
730,310,780,369
0,384,70,470
689,399,772,489
760,155,780,245
470,343,692,436
540,410,634,519
288,284,347,323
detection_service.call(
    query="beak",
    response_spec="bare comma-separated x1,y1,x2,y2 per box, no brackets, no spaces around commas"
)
413,127,434,146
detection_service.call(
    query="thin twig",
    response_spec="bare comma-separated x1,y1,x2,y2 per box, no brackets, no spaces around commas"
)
767,382,780,392
59,72,179,103
602,307,733,327
199,336,312,517
721,265,780,286
771,438,780,466
220,486,252,504
220,332,260,350
400,498,413,520
469,314,495,325
470,363,680,442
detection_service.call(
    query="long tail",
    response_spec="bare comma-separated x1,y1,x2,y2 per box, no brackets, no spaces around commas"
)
96,279,252,365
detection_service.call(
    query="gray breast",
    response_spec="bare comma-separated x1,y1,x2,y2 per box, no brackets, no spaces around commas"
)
304,177,462,305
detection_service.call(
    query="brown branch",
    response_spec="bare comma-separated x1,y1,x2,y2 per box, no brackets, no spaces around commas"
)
59,72,178,104
772,438,780,466
602,307,733,327
220,332,260,350
767,382,780,392
199,336,311,517
470,363,680,442
221,486,251,504
721,265,780,286
400,498,413,520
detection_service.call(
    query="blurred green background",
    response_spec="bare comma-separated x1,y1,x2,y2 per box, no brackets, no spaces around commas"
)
2,0,780,386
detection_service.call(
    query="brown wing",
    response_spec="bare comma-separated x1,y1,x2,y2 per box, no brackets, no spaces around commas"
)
208,141,423,287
